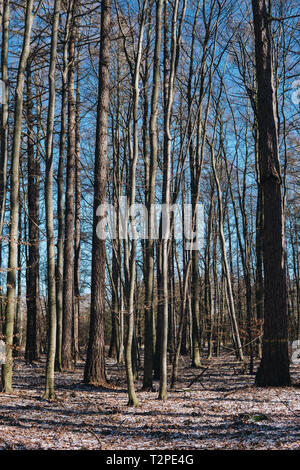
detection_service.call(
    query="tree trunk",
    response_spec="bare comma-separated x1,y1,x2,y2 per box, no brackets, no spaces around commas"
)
0,0,9,240
25,59,40,364
143,0,161,391
1,0,34,394
62,0,76,371
73,44,81,365
84,0,111,386
44,0,61,399
252,0,290,386
55,5,72,371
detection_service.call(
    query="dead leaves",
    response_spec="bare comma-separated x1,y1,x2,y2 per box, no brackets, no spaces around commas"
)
0,357,299,449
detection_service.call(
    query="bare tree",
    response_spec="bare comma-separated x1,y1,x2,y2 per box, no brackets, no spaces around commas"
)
84,0,111,386
1,0,35,394
252,0,290,386
62,0,76,370
44,0,61,399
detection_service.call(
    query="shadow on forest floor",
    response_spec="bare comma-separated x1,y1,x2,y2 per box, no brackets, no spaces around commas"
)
0,351,299,449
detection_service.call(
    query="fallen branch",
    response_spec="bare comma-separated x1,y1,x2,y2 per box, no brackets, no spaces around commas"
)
85,427,102,448
187,367,209,388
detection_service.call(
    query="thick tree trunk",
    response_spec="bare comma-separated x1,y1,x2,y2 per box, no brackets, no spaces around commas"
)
252,0,290,386
84,0,111,386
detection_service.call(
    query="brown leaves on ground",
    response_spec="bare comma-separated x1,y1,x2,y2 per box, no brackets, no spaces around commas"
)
0,355,299,450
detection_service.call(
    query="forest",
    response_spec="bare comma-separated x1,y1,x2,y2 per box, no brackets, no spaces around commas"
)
0,0,299,452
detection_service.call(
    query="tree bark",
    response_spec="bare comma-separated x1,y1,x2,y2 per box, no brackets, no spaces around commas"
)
44,0,61,399
252,0,290,386
1,0,34,394
25,59,41,364
84,0,111,386
73,44,81,365
62,0,76,371
142,0,162,391
0,0,9,240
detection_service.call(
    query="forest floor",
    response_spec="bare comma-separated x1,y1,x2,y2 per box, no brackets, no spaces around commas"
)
0,352,300,450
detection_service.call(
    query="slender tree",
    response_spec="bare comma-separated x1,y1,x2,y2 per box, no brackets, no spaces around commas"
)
1,0,35,394
62,0,76,370
73,41,81,364
44,0,61,399
0,0,9,240
25,57,41,364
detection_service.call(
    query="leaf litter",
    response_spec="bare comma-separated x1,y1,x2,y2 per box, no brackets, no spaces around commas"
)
0,355,299,450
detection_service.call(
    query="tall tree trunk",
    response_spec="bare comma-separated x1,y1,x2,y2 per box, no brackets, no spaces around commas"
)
1,0,34,394
43,0,61,399
0,0,9,240
84,0,111,386
73,44,81,365
210,142,244,361
55,78,66,372
124,0,148,406
159,0,186,399
55,5,72,371
25,59,40,364
13,200,22,356
62,0,76,370
143,0,161,391
255,125,264,358
252,0,290,386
